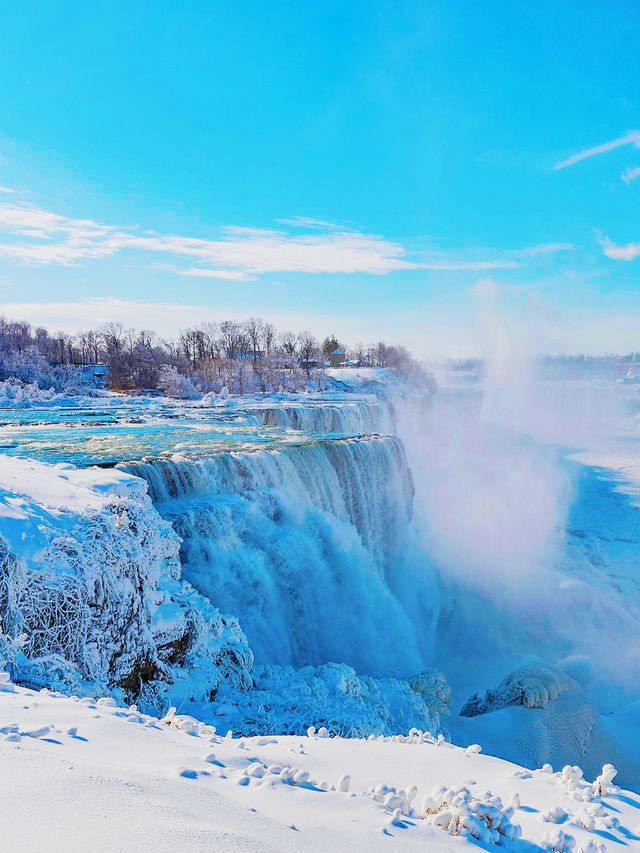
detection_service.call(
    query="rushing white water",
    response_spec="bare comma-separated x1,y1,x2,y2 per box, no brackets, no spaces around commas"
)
248,400,395,434
120,436,425,672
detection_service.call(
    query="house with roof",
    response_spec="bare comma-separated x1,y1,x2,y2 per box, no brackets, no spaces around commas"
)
327,348,345,368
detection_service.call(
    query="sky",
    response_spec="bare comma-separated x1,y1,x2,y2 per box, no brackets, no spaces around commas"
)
0,0,639,358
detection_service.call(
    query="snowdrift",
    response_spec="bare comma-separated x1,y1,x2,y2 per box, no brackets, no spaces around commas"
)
2,676,639,853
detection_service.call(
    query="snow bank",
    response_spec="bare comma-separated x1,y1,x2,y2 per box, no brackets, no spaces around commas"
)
1,678,638,853
0,456,253,709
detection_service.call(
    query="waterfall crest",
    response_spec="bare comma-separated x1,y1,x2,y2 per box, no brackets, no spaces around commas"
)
120,436,422,672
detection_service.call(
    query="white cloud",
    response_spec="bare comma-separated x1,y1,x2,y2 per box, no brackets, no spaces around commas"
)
0,198,422,276
517,242,574,256
0,186,17,194
622,165,640,184
470,278,502,299
0,189,577,283
419,259,518,270
553,130,640,170
600,236,640,261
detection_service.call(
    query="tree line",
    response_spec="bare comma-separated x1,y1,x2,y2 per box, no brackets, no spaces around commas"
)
0,315,429,395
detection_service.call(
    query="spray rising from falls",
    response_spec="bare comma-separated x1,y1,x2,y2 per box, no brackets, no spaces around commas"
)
120,436,425,673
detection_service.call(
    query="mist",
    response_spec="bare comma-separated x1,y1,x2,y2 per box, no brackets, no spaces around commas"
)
399,297,640,702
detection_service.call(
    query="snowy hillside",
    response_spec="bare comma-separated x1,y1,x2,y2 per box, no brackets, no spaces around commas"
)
2,675,638,853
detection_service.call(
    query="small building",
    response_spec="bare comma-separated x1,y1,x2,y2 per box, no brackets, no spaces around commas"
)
231,350,265,361
80,363,109,387
299,356,322,371
328,348,345,368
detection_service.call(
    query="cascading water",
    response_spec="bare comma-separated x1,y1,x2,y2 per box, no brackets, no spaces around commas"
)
248,400,395,434
120,436,424,673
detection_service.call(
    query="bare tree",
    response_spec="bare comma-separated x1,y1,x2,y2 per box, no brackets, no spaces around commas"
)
261,322,276,354
297,331,318,377
219,321,243,360
279,331,298,358
243,317,264,361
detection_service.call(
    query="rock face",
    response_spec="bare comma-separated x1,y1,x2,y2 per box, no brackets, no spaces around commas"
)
0,458,253,711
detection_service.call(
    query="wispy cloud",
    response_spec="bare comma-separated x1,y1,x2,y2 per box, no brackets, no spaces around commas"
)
0,189,573,280
418,259,517,270
622,165,640,184
554,130,640,170
0,199,423,277
517,242,574,256
600,236,640,262
0,186,17,194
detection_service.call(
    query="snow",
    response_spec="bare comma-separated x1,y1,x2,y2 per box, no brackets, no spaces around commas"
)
2,676,639,852
0,455,253,707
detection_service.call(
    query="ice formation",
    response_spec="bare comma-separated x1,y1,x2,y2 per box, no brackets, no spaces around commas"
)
459,662,584,716
0,457,253,709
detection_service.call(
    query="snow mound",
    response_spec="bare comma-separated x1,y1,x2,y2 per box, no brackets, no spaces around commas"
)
0,457,253,709
460,663,583,716
199,663,450,738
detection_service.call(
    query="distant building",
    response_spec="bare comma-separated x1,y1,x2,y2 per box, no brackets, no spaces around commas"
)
299,356,322,371
328,348,345,368
231,350,265,361
80,363,109,387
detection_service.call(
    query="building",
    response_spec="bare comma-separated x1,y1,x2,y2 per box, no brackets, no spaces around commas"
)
79,363,109,387
230,350,265,361
327,348,345,368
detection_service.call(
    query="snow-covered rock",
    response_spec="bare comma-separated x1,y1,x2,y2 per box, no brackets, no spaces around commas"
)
460,662,584,716
0,457,253,709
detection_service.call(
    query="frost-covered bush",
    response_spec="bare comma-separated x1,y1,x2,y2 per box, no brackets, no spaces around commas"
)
578,842,605,853
460,662,582,716
0,347,95,395
0,462,253,710
541,828,576,852
422,784,521,845
157,365,200,399
364,782,417,815
200,662,449,738
592,764,618,797
0,378,86,407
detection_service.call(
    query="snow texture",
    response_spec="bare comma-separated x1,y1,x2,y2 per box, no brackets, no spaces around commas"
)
2,676,639,852
0,456,253,710
460,663,584,716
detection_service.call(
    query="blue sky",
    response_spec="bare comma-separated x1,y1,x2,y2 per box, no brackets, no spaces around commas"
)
0,0,639,357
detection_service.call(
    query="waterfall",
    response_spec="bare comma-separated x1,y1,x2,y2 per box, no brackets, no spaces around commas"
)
248,400,395,434
119,436,423,672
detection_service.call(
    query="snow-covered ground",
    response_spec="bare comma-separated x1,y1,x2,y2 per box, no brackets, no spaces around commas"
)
3,675,638,853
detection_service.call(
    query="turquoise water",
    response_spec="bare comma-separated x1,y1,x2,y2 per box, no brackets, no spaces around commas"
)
0,398,377,466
